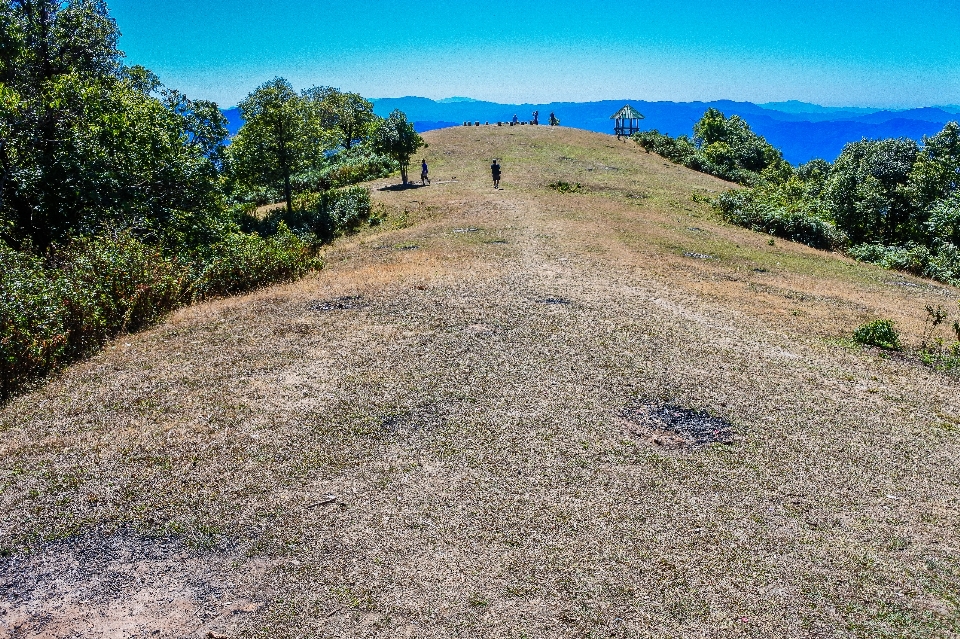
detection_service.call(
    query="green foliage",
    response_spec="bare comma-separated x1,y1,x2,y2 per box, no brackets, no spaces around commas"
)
715,187,844,250
0,228,317,401
372,110,425,184
0,1,226,249
853,319,902,350
228,81,401,207
917,302,960,373
228,78,305,214
302,87,377,150
548,180,584,194
240,186,373,245
292,144,398,193
635,130,698,165
825,138,921,246
643,109,960,286
634,109,788,186
187,224,317,300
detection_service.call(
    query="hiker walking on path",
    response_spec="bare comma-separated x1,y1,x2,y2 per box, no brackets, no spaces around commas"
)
421,159,430,185
549,112,559,126
532,110,539,125
491,159,501,189
512,114,519,125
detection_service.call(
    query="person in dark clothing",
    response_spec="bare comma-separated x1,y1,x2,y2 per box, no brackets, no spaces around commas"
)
532,110,539,125
420,159,430,185
491,159,501,189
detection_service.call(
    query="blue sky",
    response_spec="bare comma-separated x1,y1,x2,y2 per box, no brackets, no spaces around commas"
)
110,0,960,109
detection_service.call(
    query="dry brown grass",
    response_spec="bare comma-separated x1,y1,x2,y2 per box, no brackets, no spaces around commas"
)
2,125,960,638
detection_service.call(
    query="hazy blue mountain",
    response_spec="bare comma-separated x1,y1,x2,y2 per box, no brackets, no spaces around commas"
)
221,98,958,165
758,100,878,116
371,97,958,164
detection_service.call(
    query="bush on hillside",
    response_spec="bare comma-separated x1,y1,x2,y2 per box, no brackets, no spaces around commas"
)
1,228,317,401
853,319,902,350
548,180,585,194
633,110,788,186
638,110,960,286
715,189,845,250
187,224,318,300
241,186,372,245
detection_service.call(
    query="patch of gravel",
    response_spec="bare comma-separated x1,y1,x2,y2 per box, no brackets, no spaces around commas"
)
622,401,735,448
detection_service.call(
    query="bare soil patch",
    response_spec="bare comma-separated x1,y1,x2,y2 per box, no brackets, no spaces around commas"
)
0,532,263,639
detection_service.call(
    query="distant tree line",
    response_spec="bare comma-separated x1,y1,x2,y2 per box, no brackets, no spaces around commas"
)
0,0,422,400
636,109,960,285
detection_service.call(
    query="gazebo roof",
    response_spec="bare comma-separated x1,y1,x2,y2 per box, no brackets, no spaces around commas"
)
611,105,645,120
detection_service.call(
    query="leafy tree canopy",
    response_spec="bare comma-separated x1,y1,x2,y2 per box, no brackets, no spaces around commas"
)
372,110,424,184
0,0,227,249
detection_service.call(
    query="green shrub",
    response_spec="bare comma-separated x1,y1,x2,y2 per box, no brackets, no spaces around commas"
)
715,190,844,250
187,224,318,300
1,227,320,401
1,233,190,400
249,186,372,244
548,180,584,194
853,319,902,350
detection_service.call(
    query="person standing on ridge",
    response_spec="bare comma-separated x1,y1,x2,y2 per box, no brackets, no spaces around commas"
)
512,114,519,125
421,158,430,185
491,159,501,189
532,110,539,125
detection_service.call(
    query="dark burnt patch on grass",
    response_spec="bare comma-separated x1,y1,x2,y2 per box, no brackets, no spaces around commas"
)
622,401,734,449
308,295,367,312
378,403,445,436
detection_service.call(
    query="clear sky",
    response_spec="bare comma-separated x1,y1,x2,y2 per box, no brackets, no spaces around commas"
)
110,0,960,109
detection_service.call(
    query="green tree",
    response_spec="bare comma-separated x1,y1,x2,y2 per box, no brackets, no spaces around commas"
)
826,138,920,245
0,1,227,249
372,110,423,184
928,191,960,246
693,108,786,179
907,122,960,212
301,87,377,150
229,78,305,214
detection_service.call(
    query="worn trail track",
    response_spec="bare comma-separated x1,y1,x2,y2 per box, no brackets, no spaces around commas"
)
3,126,960,638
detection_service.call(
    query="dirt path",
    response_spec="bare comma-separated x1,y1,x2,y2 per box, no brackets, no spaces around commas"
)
2,126,960,638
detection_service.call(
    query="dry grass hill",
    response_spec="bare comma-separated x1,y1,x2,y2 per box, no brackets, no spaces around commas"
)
2,125,960,638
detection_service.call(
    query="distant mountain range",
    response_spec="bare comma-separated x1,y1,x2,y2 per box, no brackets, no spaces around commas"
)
221,99,960,165
371,98,960,165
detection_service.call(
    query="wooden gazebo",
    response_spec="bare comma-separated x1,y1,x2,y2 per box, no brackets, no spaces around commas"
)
612,105,645,139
